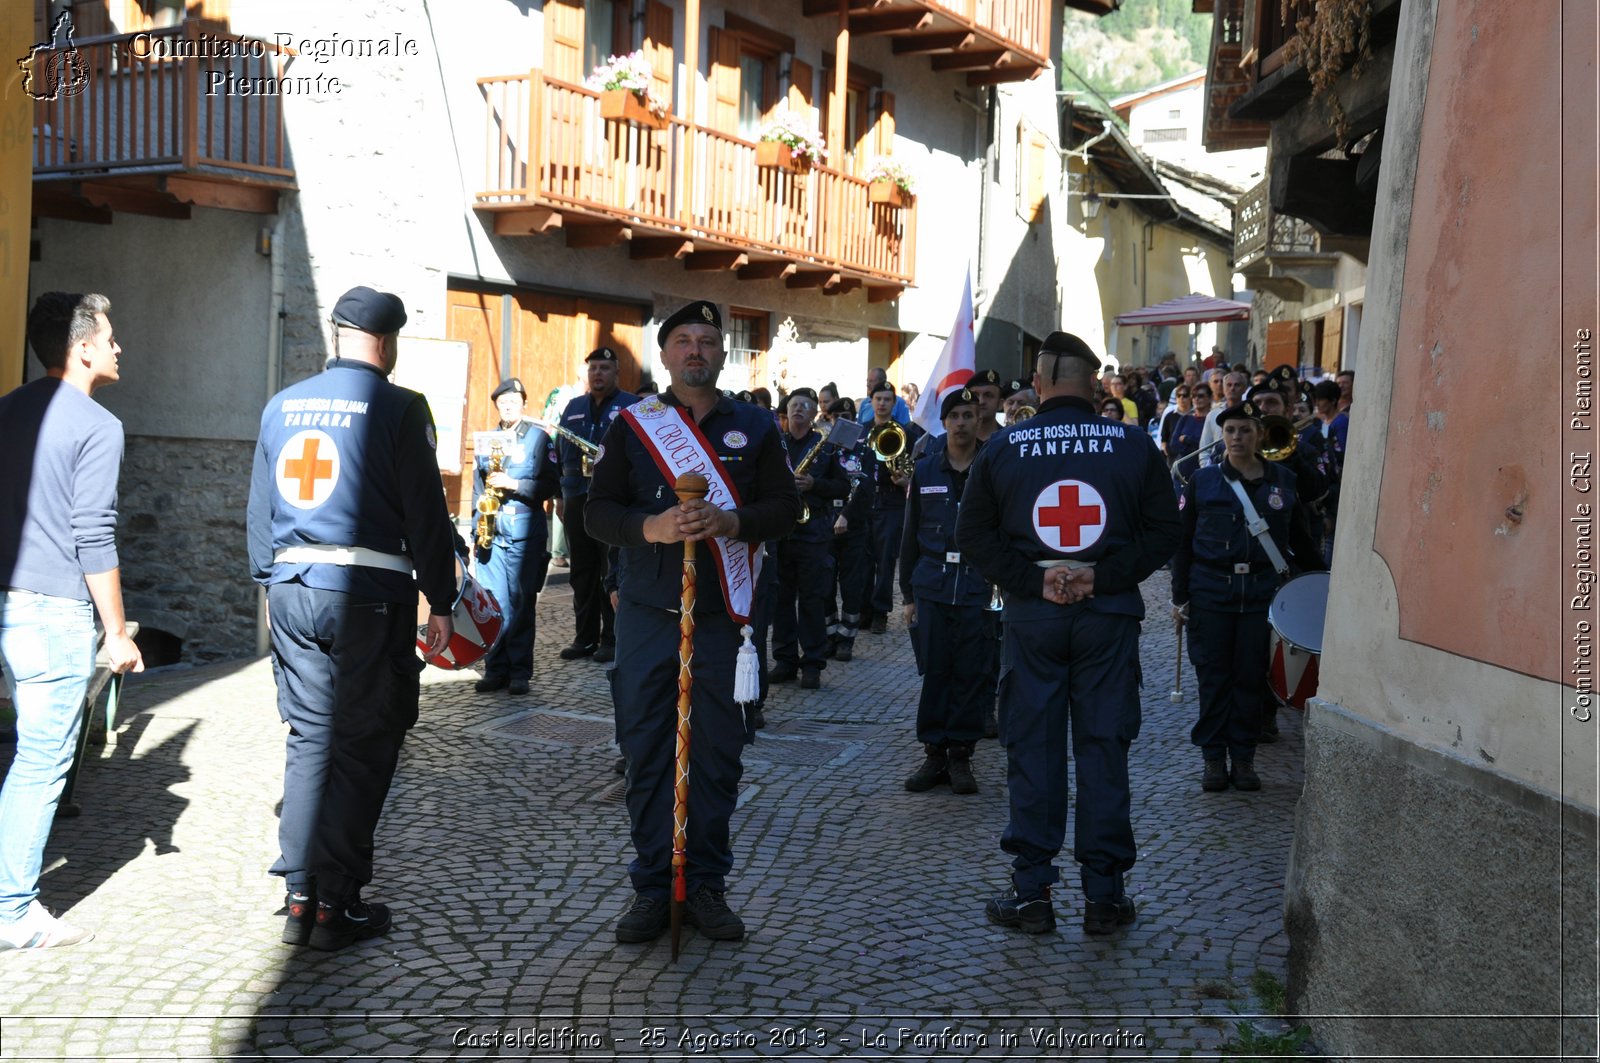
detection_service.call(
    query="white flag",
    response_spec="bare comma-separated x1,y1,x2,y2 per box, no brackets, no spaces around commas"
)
912,270,977,437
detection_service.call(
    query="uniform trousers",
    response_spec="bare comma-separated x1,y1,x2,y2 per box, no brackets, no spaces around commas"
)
999,610,1140,903
772,538,833,672
911,598,990,748
562,493,615,648
267,581,421,904
827,531,870,646
1186,607,1271,760
867,506,905,619
614,602,745,896
477,532,548,682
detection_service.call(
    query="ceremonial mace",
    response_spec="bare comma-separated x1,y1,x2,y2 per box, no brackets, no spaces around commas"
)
670,472,708,961
1170,612,1185,703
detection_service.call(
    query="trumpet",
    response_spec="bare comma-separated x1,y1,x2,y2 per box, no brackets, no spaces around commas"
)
870,421,915,477
534,419,602,477
475,437,507,549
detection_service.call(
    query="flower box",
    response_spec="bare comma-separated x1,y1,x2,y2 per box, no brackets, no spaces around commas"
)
869,180,912,208
756,140,809,173
599,88,668,130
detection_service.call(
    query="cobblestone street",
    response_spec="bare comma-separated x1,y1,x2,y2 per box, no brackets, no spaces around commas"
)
1,567,1307,1059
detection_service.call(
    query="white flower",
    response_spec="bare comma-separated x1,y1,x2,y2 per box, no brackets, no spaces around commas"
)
759,106,828,164
865,157,915,193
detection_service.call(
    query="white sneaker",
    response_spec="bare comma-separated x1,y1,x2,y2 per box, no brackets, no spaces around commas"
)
0,900,94,950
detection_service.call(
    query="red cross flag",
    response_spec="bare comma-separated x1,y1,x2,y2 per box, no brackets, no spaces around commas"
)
1032,479,1107,553
911,268,976,437
276,429,341,509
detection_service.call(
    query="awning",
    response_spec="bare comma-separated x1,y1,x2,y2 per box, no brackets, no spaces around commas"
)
1113,292,1251,328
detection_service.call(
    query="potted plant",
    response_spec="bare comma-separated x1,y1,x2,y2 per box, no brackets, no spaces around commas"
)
866,157,915,207
756,108,827,172
587,50,670,130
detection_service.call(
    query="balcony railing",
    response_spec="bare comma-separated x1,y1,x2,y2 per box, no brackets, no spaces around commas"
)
927,0,1047,64
1234,178,1319,268
30,25,293,184
480,73,914,288
799,0,1050,85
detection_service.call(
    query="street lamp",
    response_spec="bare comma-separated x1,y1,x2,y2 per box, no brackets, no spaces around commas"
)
1083,192,1102,220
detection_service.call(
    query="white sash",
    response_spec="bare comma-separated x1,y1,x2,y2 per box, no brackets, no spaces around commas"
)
619,397,762,625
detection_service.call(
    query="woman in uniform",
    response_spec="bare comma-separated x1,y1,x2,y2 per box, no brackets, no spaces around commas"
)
1170,401,1323,792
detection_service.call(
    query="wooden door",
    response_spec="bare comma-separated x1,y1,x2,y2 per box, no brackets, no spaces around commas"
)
1264,320,1300,372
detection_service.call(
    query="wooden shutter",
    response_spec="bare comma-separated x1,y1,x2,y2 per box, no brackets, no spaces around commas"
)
1265,320,1301,371
1321,310,1343,373
644,1,675,111
788,57,814,120
545,0,586,82
872,89,895,158
1018,123,1048,223
709,26,742,134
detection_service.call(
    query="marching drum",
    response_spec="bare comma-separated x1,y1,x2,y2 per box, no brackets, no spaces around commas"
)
1267,572,1329,710
417,554,503,669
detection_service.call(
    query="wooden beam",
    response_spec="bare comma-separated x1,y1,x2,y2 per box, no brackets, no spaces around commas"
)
31,189,112,225
802,0,871,15
786,270,839,290
867,284,902,303
737,260,799,281
78,183,192,220
822,277,863,296
849,11,933,35
931,48,1010,72
684,250,748,271
966,65,1043,86
630,237,695,260
492,207,563,236
828,0,851,166
564,223,631,249
892,31,975,55
161,176,281,215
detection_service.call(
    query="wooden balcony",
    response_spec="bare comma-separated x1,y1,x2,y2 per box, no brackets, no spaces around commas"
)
29,24,295,222
798,0,1058,85
478,73,914,299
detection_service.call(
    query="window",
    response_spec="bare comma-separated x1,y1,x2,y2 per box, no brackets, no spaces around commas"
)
727,310,769,382
820,58,886,176
1145,127,1188,143
1167,107,1183,119
583,0,617,74
710,17,793,139
738,54,770,139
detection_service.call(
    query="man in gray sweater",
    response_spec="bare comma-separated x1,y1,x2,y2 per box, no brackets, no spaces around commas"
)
0,291,143,950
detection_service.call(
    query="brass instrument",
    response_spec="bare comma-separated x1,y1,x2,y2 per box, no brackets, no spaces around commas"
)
1010,405,1036,423
535,420,602,477
474,437,507,549
1260,414,1312,462
870,421,915,477
792,422,834,523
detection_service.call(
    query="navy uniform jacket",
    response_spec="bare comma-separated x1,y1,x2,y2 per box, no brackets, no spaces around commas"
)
247,358,457,613
584,391,802,615
831,439,873,535
1171,460,1323,612
556,387,639,499
777,427,848,544
471,419,560,544
865,420,925,510
955,395,1180,622
898,449,989,609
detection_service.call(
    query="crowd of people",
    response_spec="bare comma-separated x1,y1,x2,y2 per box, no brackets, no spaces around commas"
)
0,287,1350,956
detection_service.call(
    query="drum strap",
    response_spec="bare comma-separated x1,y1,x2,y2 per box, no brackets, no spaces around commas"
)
1225,479,1290,577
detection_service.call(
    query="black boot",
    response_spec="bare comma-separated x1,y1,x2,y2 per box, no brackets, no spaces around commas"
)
1201,757,1229,792
947,743,978,794
1230,755,1261,791
904,744,948,792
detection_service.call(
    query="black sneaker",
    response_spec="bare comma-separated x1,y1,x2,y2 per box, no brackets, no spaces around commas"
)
559,642,597,661
869,615,888,635
834,641,854,663
594,643,616,664
985,886,1055,934
799,669,821,690
508,678,530,695
1230,757,1262,791
613,755,627,775
1083,896,1137,935
748,705,766,730
281,890,314,946
904,751,948,792
307,897,392,951
684,887,744,940
1202,758,1229,792
767,663,798,683
615,892,670,943
474,675,509,692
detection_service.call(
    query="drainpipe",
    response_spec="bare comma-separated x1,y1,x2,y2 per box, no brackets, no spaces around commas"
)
258,214,286,657
955,87,992,314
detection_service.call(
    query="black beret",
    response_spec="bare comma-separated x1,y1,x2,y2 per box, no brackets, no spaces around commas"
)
969,368,1002,390
1215,401,1261,426
869,381,896,397
787,387,818,407
331,286,407,335
1039,331,1101,370
656,300,722,347
940,386,978,420
1270,364,1298,386
586,346,619,363
734,390,755,403
490,377,527,401
1245,375,1290,403
1001,378,1027,399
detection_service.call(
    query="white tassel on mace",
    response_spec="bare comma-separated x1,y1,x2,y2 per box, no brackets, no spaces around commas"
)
734,624,761,704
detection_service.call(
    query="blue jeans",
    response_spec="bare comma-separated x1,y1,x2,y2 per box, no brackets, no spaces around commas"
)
0,590,97,924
